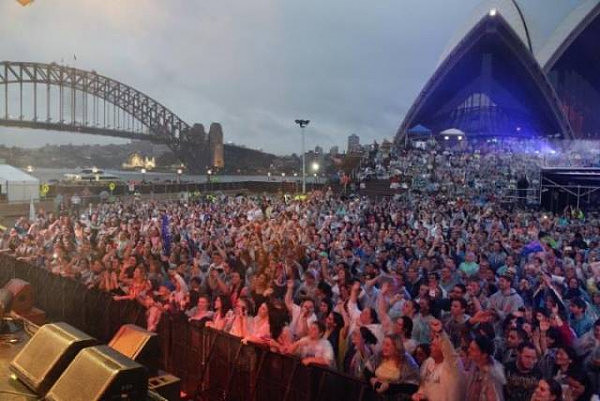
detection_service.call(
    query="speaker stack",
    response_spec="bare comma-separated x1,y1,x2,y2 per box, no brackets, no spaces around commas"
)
9,322,180,400
109,324,181,401
109,324,160,376
10,322,150,400
45,345,148,401
10,322,97,395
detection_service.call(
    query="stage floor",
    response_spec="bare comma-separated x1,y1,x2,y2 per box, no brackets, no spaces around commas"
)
0,322,169,401
0,327,37,401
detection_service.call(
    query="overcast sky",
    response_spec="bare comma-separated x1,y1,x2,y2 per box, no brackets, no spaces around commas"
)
0,0,583,155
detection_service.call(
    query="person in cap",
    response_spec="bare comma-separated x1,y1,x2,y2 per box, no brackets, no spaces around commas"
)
488,271,524,322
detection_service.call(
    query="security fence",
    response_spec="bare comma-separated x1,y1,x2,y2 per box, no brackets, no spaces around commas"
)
0,255,390,401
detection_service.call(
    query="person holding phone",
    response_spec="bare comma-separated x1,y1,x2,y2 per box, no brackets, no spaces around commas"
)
228,297,254,338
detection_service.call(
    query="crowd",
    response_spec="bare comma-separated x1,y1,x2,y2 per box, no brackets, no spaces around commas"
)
364,137,600,205
1,138,600,401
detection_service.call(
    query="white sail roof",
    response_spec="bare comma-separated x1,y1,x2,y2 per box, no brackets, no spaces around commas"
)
437,0,532,69
536,0,600,70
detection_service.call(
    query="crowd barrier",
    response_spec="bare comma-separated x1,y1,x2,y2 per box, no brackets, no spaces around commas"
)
43,181,324,199
0,254,395,401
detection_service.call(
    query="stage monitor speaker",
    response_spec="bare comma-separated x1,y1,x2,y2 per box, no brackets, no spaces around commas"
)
109,324,159,375
10,322,96,395
4,278,34,314
149,374,181,401
46,345,148,401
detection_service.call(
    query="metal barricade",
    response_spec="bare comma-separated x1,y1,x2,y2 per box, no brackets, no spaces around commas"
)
0,255,387,401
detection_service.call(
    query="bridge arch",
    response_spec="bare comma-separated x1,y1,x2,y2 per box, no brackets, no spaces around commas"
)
0,61,215,172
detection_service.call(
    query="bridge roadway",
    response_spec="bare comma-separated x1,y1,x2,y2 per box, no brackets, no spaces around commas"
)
0,118,169,143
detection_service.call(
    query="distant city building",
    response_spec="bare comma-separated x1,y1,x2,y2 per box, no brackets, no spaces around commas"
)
347,134,361,154
122,152,156,170
329,146,339,156
314,146,323,155
208,122,225,169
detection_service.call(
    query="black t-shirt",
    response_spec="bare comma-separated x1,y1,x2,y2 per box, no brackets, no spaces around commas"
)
504,360,541,401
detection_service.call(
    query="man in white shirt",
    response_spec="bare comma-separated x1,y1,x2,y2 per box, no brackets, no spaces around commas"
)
412,319,466,401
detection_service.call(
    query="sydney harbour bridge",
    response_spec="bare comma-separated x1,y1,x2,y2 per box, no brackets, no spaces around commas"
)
0,61,219,173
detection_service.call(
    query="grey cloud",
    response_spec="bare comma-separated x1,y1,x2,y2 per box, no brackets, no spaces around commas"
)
0,0,583,154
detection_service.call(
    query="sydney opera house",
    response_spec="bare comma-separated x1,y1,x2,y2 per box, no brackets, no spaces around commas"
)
395,0,600,144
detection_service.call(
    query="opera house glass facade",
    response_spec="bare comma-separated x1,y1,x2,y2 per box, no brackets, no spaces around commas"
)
396,0,600,144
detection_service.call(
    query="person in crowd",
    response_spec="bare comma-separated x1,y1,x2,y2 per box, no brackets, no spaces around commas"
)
504,342,542,401
465,335,506,401
569,297,594,337
574,318,600,393
345,326,378,379
489,272,525,323
206,294,233,331
346,280,384,343
187,294,213,325
411,319,465,401
228,296,254,338
377,288,418,353
497,326,527,365
459,252,480,278
442,297,470,348
413,343,431,367
365,334,420,398
324,311,347,366
4,135,600,397
243,301,271,344
286,321,335,368
529,379,562,401
285,279,317,340
112,266,152,302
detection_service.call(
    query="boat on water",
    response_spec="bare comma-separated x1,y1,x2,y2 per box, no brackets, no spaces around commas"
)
63,168,123,183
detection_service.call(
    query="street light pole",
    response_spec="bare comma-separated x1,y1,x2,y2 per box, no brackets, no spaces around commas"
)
295,119,310,193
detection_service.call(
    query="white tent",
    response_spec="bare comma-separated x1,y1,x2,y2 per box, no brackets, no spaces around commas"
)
0,165,40,203
440,128,466,136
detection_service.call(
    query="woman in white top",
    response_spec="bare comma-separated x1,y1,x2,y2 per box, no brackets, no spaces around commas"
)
228,297,254,338
206,295,233,331
365,334,420,397
243,302,271,344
